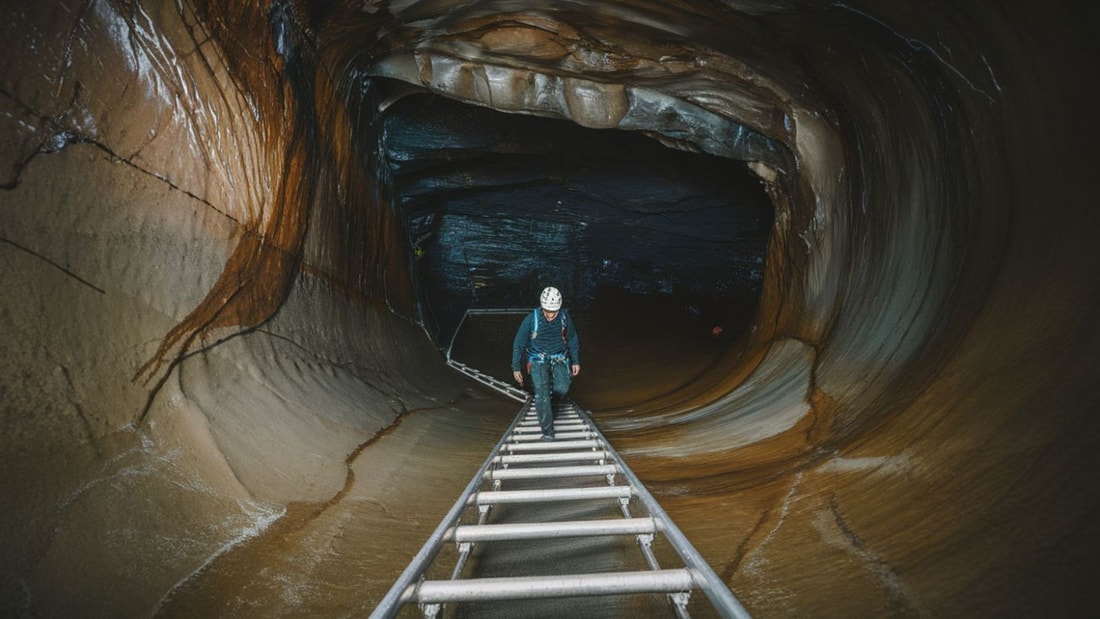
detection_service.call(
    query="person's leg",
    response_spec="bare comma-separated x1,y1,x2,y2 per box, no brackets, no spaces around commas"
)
529,360,554,436
551,360,572,414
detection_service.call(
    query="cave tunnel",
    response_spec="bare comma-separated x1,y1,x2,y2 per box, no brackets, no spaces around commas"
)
384,89,773,344
1,1,1098,617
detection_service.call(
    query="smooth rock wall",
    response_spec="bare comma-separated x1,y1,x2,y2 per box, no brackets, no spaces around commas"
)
1,2,474,615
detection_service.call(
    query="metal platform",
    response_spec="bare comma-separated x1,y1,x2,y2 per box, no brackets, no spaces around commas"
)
370,399,752,618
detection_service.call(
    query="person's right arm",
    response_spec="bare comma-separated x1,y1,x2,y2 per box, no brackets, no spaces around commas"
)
511,314,532,384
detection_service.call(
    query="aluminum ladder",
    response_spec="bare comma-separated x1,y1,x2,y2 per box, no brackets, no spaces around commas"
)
370,399,752,618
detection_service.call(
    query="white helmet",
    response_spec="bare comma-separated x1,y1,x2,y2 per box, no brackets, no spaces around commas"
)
539,286,562,311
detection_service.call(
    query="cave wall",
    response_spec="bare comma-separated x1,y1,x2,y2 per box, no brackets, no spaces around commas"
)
0,2,473,614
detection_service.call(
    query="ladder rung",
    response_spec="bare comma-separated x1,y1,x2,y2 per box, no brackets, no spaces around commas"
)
523,414,581,422
515,423,587,432
518,421,583,429
494,450,612,465
510,431,595,442
505,439,602,452
484,464,619,480
414,569,694,603
472,486,633,505
448,518,657,542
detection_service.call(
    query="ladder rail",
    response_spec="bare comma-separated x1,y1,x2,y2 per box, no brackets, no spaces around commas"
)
575,406,753,619
369,401,535,618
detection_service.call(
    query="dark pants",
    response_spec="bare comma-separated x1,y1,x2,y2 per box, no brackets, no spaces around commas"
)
529,358,571,435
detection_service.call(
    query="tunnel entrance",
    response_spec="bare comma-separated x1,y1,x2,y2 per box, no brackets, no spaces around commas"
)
379,85,774,406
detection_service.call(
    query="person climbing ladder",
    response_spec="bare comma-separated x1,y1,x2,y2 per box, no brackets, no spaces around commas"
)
511,286,581,440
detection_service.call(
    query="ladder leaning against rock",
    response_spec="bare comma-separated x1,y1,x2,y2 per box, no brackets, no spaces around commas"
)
370,397,752,618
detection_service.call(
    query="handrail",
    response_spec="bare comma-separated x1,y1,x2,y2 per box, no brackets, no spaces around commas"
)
444,307,529,362
447,359,528,402
444,308,532,402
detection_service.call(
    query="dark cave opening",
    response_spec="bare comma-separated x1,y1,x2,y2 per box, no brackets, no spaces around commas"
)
379,86,775,385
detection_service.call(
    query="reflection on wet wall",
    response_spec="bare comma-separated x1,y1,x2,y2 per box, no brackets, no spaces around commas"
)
1,1,1098,616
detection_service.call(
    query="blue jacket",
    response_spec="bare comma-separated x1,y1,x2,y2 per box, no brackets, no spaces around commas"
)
511,309,580,371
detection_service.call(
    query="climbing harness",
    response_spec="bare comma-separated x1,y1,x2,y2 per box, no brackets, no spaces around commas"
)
528,308,571,374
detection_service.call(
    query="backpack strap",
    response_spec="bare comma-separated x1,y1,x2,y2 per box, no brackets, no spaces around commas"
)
531,308,568,343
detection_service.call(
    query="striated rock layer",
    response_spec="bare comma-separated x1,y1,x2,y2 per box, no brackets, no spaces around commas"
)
1,1,1098,617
